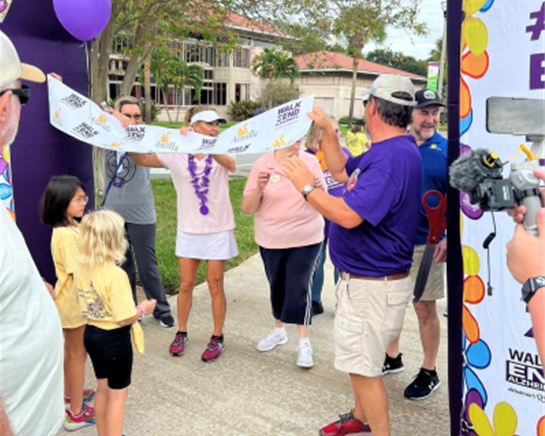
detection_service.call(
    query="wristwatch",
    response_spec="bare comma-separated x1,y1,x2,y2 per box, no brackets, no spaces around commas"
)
522,276,545,304
302,184,316,201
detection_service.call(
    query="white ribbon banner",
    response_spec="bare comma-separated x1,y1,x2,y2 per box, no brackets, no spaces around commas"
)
47,75,315,155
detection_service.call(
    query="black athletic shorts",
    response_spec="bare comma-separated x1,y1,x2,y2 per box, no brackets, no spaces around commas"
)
84,324,133,390
259,242,322,325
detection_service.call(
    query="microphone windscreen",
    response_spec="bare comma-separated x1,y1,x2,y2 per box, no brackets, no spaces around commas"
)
449,148,500,193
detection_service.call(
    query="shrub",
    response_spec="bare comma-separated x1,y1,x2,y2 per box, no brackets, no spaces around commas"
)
338,116,365,125
257,79,300,109
227,100,265,122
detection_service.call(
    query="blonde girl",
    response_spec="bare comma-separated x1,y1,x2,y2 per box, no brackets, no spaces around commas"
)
76,210,156,436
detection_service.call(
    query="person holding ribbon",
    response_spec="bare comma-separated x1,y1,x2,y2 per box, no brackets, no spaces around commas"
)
129,106,237,363
241,138,325,368
305,116,352,316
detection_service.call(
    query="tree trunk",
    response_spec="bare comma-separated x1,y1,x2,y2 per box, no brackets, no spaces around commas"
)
144,44,152,124
163,88,173,124
175,88,181,123
348,52,360,129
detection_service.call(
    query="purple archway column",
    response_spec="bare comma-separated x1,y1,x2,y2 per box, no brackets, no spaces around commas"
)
1,0,94,283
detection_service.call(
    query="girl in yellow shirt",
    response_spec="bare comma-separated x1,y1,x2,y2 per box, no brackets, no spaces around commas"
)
75,210,156,436
42,176,95,430
345,120,371,157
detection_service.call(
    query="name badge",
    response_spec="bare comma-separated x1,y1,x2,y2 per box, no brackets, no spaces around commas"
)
270,174,281,183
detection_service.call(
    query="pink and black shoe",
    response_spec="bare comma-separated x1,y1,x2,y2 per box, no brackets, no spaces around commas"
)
169,332,188,356
201,335,225,362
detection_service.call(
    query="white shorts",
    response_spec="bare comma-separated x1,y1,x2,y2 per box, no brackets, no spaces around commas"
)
175,230,239,260
334,272,413,377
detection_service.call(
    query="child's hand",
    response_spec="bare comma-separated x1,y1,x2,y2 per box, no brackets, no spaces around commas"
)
140,299,157,315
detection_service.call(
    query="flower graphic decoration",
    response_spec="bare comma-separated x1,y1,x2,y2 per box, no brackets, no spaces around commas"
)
469,401,518,436
0,145,15,220
461,389,484,436
463,335,491,405
462,245,486,344
460,0,495,136
538,416,544,436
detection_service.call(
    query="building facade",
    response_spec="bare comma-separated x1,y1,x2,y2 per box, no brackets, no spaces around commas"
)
294,51,427,120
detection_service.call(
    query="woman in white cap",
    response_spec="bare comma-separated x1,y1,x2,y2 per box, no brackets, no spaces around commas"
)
129,106,237,363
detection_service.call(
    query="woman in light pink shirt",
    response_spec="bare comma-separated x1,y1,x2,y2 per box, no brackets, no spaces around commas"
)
130,106,237,363
242,139,325,368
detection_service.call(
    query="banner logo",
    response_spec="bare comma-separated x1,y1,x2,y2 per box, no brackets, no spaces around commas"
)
155,131,178,151
196,137,217,151
227,144,251,154
92,113,112,132
232,122,257,144
72,122,99,140
125,126,146,142
109,142,123,148
506,348,544,392
275,101,302,128
61,93,88,110
273,134,286,148
54,108,62,120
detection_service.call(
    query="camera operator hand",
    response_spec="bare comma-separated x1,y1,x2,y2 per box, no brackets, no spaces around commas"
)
508,168,545,224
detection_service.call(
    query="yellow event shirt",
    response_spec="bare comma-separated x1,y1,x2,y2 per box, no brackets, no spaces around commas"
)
51,226,86,329
345,131,370,157
75,263,144,353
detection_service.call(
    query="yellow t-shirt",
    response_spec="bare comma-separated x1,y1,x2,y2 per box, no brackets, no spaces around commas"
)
51,226,86,329
75,263,144,353
345,131,370,157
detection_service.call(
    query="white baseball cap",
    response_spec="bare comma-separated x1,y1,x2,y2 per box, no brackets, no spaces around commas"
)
363,74,416,107
190,110,227,125
0,30,45,88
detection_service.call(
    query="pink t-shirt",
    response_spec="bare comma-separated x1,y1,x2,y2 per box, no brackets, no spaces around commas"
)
157,154,235,234
244,151,325,249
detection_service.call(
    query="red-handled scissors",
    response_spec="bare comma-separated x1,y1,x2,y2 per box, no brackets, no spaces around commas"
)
423,190,447,245
414,190,447,303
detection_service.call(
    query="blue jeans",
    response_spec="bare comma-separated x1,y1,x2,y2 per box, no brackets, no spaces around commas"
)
311,239,328,303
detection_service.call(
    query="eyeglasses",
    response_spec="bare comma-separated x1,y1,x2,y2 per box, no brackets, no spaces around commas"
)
334,128,340,134
72,196,89,204
0,85,31,105
123,114,142,121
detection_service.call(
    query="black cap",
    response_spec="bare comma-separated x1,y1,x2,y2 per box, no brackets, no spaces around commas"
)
415,89,445,109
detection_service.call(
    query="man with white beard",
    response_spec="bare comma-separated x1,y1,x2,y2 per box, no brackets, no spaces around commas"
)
0,30,64,436
383,89,448,401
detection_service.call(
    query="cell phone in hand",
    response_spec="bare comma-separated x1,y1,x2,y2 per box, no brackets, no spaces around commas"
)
100,101,112,110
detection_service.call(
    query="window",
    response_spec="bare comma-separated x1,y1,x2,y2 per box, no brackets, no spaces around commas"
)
215,83,227,106
216,50,229,67
234,84,250,102
204,70,214,80
234,48,251,68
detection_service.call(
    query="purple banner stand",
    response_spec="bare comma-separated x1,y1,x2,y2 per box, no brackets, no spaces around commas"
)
446,0,463,435
1,0,94,283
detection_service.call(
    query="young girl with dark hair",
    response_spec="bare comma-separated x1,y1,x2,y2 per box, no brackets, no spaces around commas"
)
42,175,95,430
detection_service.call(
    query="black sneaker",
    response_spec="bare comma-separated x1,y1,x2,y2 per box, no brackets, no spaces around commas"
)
404,368,441,400
382,353,405,375
312,301,324,316
159,314,175,328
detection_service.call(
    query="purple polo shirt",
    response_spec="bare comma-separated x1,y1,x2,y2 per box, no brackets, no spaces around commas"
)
329,135,422,277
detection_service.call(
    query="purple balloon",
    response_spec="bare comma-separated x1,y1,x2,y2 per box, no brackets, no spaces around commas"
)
53,0,111,41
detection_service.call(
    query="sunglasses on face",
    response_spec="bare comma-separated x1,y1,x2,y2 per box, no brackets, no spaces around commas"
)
123,114,142,121
0,85,31,105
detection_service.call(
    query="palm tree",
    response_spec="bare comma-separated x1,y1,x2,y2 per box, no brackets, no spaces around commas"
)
251,48,300,83
167,57,204,123
149,46,175,124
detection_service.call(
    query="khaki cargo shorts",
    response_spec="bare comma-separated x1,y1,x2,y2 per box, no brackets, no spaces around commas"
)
411,244,445,301
334,272,413,377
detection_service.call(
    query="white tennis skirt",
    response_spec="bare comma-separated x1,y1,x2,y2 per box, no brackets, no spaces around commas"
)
175,230,239,260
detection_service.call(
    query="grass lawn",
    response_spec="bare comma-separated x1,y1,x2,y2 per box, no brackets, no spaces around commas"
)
151,178,257,294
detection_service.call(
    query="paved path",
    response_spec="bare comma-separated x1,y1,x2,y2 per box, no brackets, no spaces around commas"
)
57,254,450,436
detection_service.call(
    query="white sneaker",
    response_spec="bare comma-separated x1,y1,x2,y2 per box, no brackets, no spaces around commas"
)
297,342,314,368
257,330,288,352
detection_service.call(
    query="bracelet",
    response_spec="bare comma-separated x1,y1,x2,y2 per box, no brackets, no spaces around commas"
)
136,305,145,321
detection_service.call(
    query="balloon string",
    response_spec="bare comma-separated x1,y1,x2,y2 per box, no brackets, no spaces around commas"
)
85,41,91,97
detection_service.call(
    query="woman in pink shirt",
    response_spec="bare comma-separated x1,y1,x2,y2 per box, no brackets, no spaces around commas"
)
242,139,325,368
130,106,237,363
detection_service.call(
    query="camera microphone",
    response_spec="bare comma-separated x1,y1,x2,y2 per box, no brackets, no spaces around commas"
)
449,148,503,194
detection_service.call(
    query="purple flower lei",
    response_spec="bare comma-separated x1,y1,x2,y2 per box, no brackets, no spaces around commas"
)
187,154,213,215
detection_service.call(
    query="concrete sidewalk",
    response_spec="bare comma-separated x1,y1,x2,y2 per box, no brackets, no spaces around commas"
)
57,254,450,436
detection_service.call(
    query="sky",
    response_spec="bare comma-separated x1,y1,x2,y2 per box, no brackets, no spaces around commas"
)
362,0,446,61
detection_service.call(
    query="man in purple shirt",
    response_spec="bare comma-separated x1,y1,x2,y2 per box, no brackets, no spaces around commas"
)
284,75,422,436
